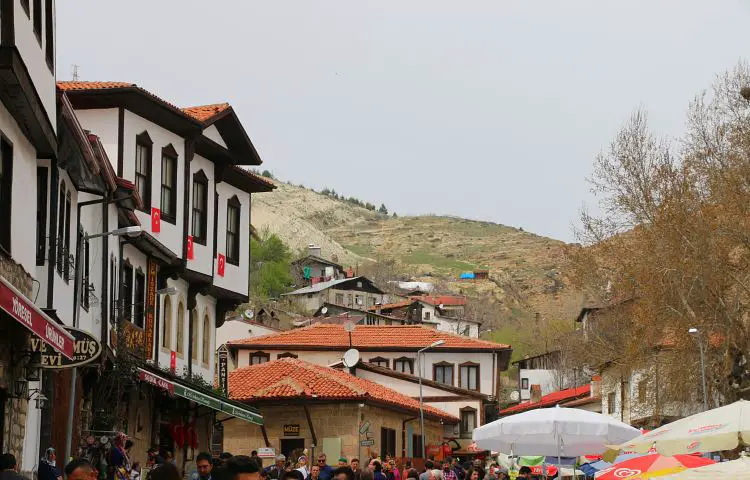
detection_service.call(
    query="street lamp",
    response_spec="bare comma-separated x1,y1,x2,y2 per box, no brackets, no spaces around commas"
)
417,339,445,459
688,327,709,411
65,225,142,463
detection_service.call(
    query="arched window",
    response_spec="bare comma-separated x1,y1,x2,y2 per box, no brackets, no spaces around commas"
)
176,302,185,355
191,310,199,361
202,315,211,365
162,296,172,349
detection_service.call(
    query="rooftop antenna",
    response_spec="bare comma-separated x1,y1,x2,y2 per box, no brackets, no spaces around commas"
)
72,64,80,81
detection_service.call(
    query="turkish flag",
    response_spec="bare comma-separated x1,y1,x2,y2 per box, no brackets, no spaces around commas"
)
217,254,225,277
170,351,176,372
186,236,194,260
151,207,161,233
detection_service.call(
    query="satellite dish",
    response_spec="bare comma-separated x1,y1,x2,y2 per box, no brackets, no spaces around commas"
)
342,348,360,368
321,307,329,315
509,391,520,402
344,321,356,333
244,309,254,320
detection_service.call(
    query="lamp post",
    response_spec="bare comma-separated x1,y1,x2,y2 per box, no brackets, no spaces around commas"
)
688,327,709,411
64,226,142,463
417,339,445,459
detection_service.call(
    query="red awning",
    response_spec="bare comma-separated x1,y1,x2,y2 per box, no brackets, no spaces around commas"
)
0,276,75,359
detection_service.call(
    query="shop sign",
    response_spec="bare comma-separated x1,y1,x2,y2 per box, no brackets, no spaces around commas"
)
144,260,158,360
0,276,74,359
139,368,175,395
283,424,300,436
359,439,375,447
175,384,223,410
366,431,374,439
29,327,101,368
359,420,370,434
121,320,145,355
221,403,263,425
258,448,276,458
217,345,228,395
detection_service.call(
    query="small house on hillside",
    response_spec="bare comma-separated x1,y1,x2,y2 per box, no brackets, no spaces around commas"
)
291,245,346,285
411,295,481,337
281,276,386,314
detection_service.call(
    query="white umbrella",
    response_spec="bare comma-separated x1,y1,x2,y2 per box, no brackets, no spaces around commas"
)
660,456,750,479
619,400,750,456
473,406,641,457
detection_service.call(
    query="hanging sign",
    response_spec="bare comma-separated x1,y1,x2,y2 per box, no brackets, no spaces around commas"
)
283,425,300,436
29,326,101,368
217,345,228,395
144,260,158,360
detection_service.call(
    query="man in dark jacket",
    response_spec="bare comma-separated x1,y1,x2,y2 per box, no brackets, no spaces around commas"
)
0,453,28,480
38,448,62,480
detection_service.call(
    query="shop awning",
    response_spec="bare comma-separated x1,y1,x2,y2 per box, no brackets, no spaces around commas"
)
137,367,262,425
0,275,74,359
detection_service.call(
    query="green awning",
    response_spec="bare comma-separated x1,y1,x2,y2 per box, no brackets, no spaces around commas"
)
138,367,262,425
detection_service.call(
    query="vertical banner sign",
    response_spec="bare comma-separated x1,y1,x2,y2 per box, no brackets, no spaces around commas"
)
170,351,176,373
217,345,228,396
186,236,194,260
217,254,225,277
151,207,161,233
144,260,158,360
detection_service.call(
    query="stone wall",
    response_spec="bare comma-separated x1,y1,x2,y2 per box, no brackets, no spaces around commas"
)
0,251,34,463
223,402,448,462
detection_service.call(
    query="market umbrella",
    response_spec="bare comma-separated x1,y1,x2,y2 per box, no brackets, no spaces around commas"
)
595,454,714,480
660,456,750,479
617,400,750,456
473,406,641,457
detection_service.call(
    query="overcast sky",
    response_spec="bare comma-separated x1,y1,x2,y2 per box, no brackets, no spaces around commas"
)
58,1,750,242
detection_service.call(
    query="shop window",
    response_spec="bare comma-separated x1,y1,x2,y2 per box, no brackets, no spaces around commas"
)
433,362,454,386
394,357,414,374
250,352,270,365
369,357,389,369
459,362,480,391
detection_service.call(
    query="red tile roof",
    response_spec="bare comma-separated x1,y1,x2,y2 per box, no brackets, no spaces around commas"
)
57,81,134,91
229,358,458,422
227,323,509,351
182,103,231,122
231,167,276,189
499,384,591,415
412,295,467,307
366,300,416,311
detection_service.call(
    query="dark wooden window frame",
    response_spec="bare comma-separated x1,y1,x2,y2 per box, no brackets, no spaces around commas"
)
32,0,41,43
134,267,146,328
21,0,29,16
56,181,65,273
459,361,481,391
36,167,48,265
120,261,134,321
380,427,396,458
433,361,455,386
250,351,271,365
521,377,529,390
134,131,153,213
607,391,616,414
412,434,423,459
0,136,12,255
63,192,71,282
459,407,478,436
109,255,117,324
80,226,90,311
44,0,53,71
277,352,298,359
393,357,414,374
369,356,390,369
191,170,209,245
226,195,241,265
160,144,178,224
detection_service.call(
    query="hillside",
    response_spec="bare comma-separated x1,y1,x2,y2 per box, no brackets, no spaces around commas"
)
251,181,585,341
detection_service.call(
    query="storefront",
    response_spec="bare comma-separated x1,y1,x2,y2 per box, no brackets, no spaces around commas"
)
132,366,262,471
0,259,75,465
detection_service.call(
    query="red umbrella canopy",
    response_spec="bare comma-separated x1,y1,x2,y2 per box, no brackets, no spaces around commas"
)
596,454,715,480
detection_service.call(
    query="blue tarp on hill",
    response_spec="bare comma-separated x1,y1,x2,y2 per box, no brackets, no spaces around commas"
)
460,272,475,279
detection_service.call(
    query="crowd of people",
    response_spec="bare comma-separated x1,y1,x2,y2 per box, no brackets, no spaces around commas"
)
0,434,522,480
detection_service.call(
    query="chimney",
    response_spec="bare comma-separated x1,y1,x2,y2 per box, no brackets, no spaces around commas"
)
591,375,601,398
530,384,542,404
308,244,322,258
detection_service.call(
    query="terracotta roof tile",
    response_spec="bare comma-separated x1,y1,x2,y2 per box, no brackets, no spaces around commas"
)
412,295,467,307
231,167,276,189
229,358,458,422
227,323,509,351
182,103,231,122
499,384,591,415
57,81,134,91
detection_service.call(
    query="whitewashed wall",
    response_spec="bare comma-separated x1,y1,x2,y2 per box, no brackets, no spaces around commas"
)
217,318,279,347
187,154,215,276
203,125,227,148
518,368,557,400
73,109,119,169
51,170,77,325
214,182,249,296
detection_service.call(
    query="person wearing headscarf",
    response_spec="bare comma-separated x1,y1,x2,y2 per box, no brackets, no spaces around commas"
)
38,447,62,480
295,457,308,479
